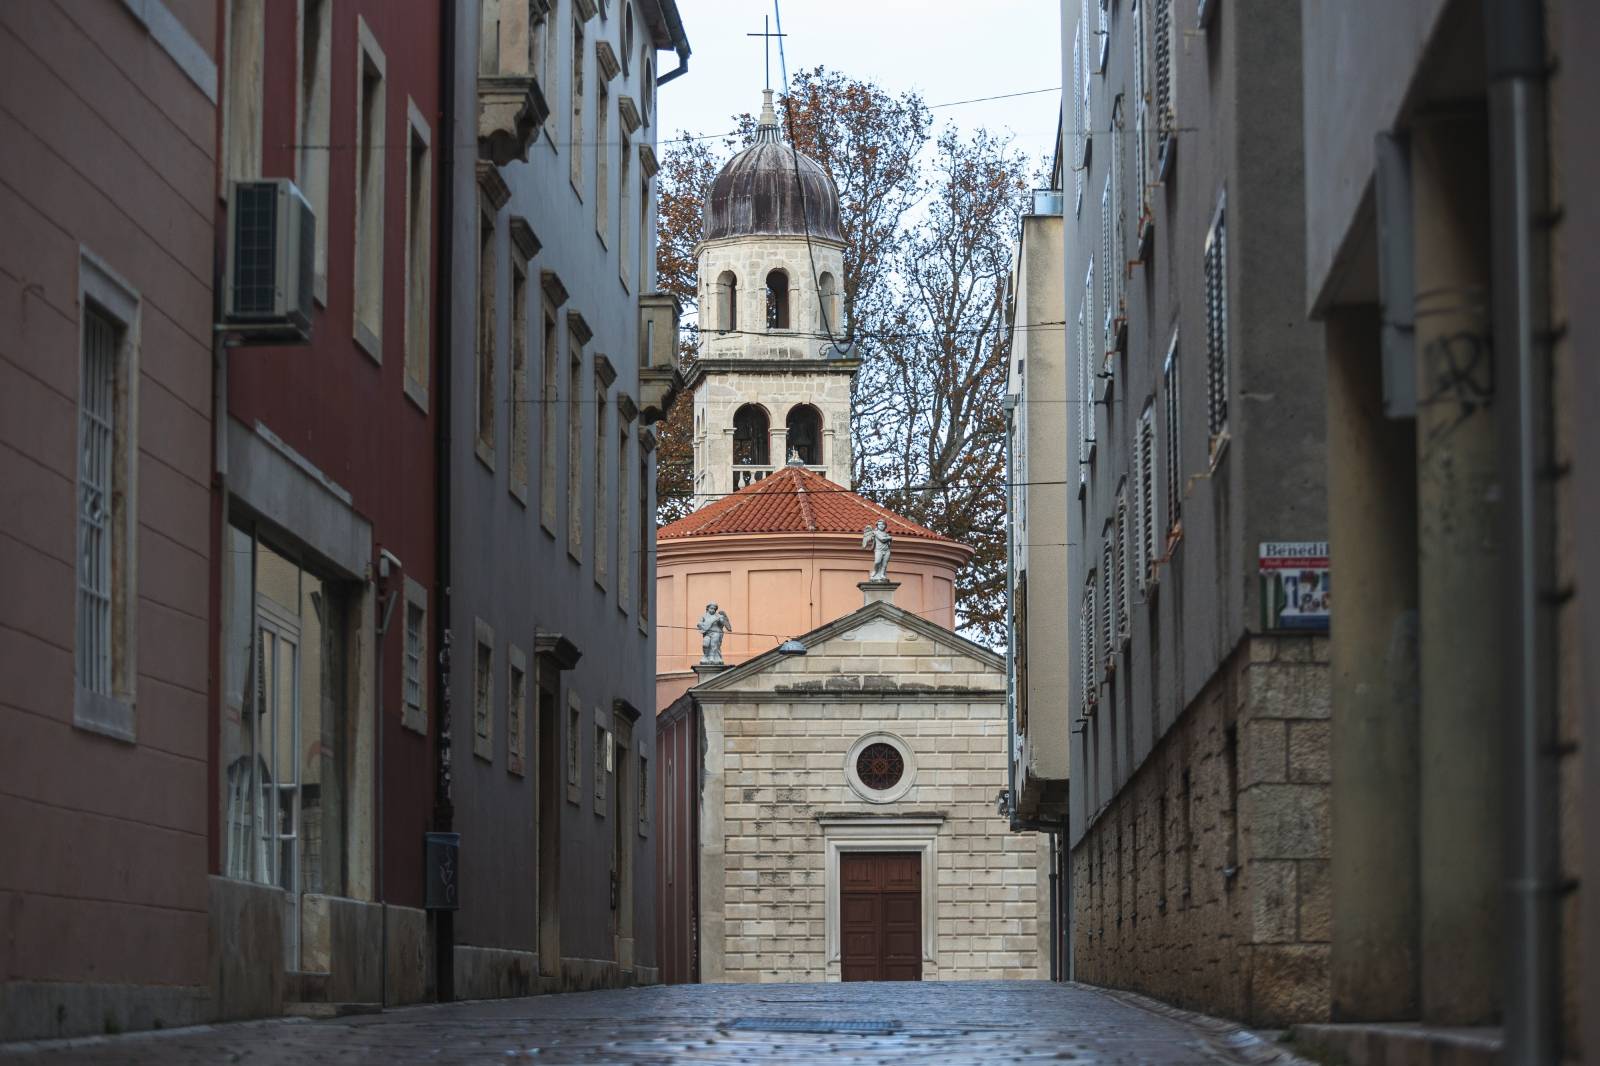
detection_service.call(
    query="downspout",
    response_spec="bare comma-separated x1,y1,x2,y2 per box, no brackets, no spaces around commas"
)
1484,0,1558,1061
1003,395,1018,829
654,0,690,85
432,0,458,1005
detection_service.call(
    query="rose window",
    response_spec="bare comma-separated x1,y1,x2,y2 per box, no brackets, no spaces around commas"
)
855,742,905,792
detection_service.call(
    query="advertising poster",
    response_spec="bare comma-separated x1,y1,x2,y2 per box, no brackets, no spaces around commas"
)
1259,541,1330,631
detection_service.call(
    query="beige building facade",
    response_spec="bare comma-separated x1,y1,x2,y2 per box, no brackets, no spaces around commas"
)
676,592,1048,982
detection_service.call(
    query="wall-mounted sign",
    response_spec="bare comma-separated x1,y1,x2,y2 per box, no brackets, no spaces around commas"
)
1259,541,1330,631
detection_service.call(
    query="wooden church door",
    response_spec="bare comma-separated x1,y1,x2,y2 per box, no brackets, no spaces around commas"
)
839,852,922,981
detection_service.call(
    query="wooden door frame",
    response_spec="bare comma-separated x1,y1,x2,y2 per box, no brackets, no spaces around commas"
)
819,816,943,977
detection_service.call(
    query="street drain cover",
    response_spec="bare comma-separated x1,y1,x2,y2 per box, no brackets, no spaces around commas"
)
727,1018,900,1035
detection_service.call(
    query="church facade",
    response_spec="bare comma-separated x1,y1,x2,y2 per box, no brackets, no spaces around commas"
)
653,93,1046,983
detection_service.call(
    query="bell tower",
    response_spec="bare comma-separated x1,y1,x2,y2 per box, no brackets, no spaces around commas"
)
688,91,858,507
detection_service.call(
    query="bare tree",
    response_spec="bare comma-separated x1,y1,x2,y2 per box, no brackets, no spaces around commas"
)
651,72,1027,642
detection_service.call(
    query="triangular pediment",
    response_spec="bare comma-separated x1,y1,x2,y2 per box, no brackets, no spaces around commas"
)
691,600,1003,695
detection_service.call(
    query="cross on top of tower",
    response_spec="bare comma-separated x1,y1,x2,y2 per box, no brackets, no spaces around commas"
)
745,15,786,92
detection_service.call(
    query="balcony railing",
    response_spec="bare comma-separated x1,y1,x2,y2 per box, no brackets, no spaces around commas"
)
733,465,773,488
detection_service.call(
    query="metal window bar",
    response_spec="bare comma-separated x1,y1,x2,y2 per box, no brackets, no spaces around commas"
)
1115,492,1130,636
1205,204,1229,440
1101,537,1114,669
1097,0,1110,73
404,602,424,709
1071,35,1084,213
1163,344,1181,531
1085,574,1098,703
1138,404,1156,588
1154,0,1173,131
77,307,116,695
1101,176,1114,362
1076,306,1089,466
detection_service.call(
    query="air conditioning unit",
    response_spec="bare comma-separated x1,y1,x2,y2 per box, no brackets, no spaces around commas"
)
223,179,314,342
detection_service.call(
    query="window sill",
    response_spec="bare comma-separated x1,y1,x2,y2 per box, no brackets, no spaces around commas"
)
540,515,557,538
472,736,493,762
1208,430,1231,470
403,375,430,414
401,703,428,735
474,438,496,473
355,319,383,364
510,480,530,508
74,687,136,744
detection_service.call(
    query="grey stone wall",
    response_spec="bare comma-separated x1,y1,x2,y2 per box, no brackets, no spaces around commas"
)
1071,636,1330,1027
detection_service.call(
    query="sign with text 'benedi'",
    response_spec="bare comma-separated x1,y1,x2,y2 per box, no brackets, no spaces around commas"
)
1259,541,1330,632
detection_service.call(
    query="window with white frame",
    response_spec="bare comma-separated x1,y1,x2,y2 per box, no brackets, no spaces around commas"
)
1076,301,1089,472
1137,400,1156,590
354,19,386,359
1163,335,1182,536
404,101,432,410
1071,33,1083,213
75,252,141,740
1084,264,1097,449
402,577,428,734
473,619,494,760
1204,192,1229,453
509,253,531,500
297,0,331,300
1133,0,1149,218
475,204,497,467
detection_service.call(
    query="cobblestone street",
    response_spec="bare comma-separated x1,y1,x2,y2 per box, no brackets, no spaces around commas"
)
0,981,1309,1064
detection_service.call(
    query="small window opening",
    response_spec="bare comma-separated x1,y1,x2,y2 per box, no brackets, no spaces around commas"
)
732,405,769,466
786,405,821,465
765,270,789,329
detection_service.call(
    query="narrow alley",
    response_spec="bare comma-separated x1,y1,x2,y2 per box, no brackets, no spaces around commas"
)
0,982,1309,1065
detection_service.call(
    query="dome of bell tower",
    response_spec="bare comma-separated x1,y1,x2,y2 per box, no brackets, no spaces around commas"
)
702,91,845,244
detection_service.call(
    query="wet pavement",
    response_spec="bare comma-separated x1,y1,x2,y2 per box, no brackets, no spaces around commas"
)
0,981,1310,1064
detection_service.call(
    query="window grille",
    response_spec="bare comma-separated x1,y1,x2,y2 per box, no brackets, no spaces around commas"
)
1154,0,1173,131
1115,490,1130,638
1133,0,1149,213
1097,0,1110,73
1137,403,1156,589
1076,304,1089,468
1101,175,1114,361
1084,573,1098,706
1163,340,1181,534
1112,114,1126,312
1071,34,1084,213
1101,535,1114,672
1083,267,1097,448
77,306,117,696
403,601,424,712
1204,197,1229,445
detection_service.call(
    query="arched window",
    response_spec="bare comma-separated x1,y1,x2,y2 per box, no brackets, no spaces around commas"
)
733,405,770,466
818,272,838,334
717,270,738,332
765,270,789,330
786,405,821,465
642,59,654,125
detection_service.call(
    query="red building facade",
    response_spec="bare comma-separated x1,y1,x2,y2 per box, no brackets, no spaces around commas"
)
209,0,443,1015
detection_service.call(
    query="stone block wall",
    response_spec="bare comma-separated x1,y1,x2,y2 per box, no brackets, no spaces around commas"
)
700,614,1047,982
1071,635,1331,1027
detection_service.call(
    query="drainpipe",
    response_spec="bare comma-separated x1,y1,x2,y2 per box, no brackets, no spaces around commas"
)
432,0,458,1005
1002,394,1018,829
1484,0,1558,1061
653,0,690,84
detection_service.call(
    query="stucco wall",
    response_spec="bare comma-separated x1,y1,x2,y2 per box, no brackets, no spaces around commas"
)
0,0,215,1040
447,0,663,982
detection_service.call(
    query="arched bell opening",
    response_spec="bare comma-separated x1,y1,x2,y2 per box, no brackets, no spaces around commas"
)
786,404,822,466
733,404,771,466
765,269,790,330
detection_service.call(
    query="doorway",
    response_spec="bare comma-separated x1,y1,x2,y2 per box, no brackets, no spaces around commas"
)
839,852,922,981
536,681,561,978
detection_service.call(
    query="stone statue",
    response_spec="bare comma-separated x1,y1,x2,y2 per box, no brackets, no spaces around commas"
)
861,520,892,583
697,602,733,664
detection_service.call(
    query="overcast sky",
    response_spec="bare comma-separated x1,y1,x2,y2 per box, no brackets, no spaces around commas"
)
657,0,1063,165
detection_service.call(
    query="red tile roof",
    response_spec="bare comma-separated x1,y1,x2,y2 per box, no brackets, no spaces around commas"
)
658,464,958,544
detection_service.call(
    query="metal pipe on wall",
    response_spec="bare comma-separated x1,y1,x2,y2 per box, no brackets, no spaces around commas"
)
1484,0,1559,1060
431,0,458,1005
